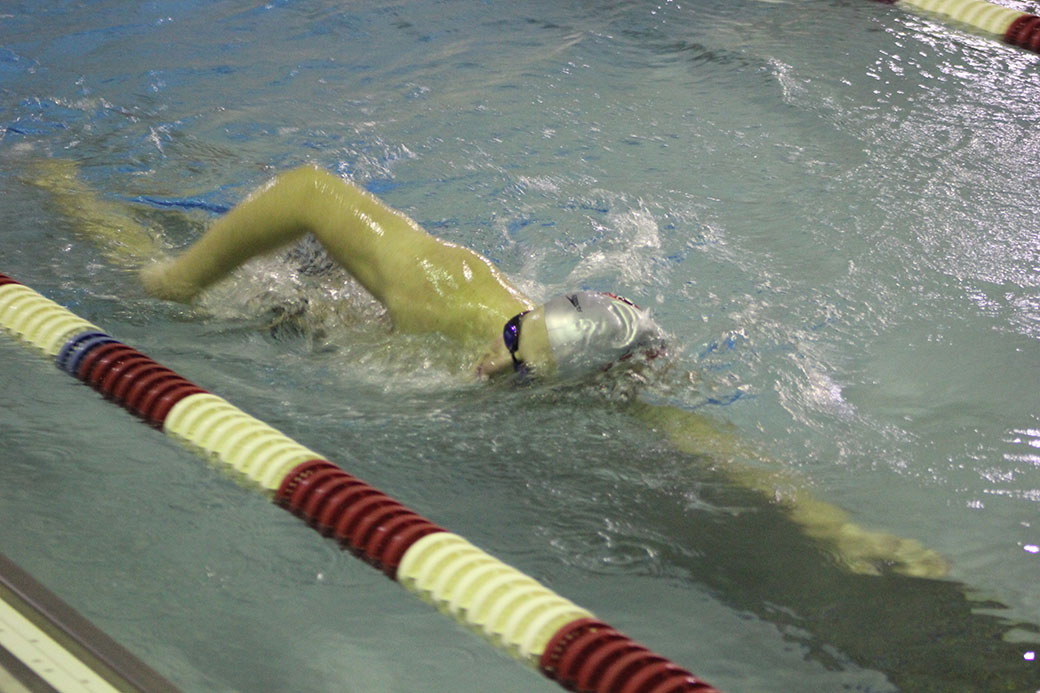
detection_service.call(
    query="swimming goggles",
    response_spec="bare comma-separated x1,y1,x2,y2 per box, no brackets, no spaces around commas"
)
502,310,530,371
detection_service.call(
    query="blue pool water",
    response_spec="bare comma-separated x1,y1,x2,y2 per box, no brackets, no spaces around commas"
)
2,1,1039,690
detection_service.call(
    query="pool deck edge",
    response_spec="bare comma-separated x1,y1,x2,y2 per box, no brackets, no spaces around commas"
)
0,552,178,693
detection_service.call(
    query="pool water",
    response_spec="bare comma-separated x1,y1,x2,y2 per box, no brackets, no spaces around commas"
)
2,1,1039,690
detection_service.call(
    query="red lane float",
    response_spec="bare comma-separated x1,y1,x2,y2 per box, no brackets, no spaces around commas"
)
1007,14,1040,51
542,619,715,693
69,339,207,427
275,460,447,577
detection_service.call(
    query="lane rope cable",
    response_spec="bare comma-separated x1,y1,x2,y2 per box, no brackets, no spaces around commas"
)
872,0,1040,53
0,271,719,693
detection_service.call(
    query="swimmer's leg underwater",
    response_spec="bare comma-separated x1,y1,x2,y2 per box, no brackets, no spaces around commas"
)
29,159,948,579
27,158,162,267
627,401,948,577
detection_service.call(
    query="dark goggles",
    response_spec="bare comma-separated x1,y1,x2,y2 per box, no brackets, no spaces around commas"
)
503,310,530,371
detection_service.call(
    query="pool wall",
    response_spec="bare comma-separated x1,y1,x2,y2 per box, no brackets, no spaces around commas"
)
0,270,718,693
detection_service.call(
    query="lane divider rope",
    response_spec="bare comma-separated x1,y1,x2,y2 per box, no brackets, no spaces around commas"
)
873,0,1040,53
0,272,719,693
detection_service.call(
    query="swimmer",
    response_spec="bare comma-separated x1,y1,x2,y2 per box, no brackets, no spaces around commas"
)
133,165,664,381
29,160,949,578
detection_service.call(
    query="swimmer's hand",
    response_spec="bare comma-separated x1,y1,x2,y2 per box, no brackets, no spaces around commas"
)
139,258,201,303
475,335,513,379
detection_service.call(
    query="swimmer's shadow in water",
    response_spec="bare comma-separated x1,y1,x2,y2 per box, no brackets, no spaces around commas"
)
637,477,1040,690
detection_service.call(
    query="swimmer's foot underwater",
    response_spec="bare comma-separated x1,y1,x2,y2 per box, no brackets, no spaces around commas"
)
27,158,162,267
29,159,949,579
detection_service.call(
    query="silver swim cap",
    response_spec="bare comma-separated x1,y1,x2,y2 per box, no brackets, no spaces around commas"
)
542,291,663,377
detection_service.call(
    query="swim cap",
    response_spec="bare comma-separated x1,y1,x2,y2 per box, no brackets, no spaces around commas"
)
542,291,663,377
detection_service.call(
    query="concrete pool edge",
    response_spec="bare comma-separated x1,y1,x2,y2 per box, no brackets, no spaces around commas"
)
0,552,178,693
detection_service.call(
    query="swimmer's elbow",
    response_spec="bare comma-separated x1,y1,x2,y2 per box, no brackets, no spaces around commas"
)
280,164,348,202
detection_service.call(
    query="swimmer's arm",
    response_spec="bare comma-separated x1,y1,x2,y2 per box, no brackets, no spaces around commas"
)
142,165,527,339
626,400,949,578
140,165,416,303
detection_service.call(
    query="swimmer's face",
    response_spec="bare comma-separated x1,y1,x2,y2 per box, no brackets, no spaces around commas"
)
475,306,554,379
